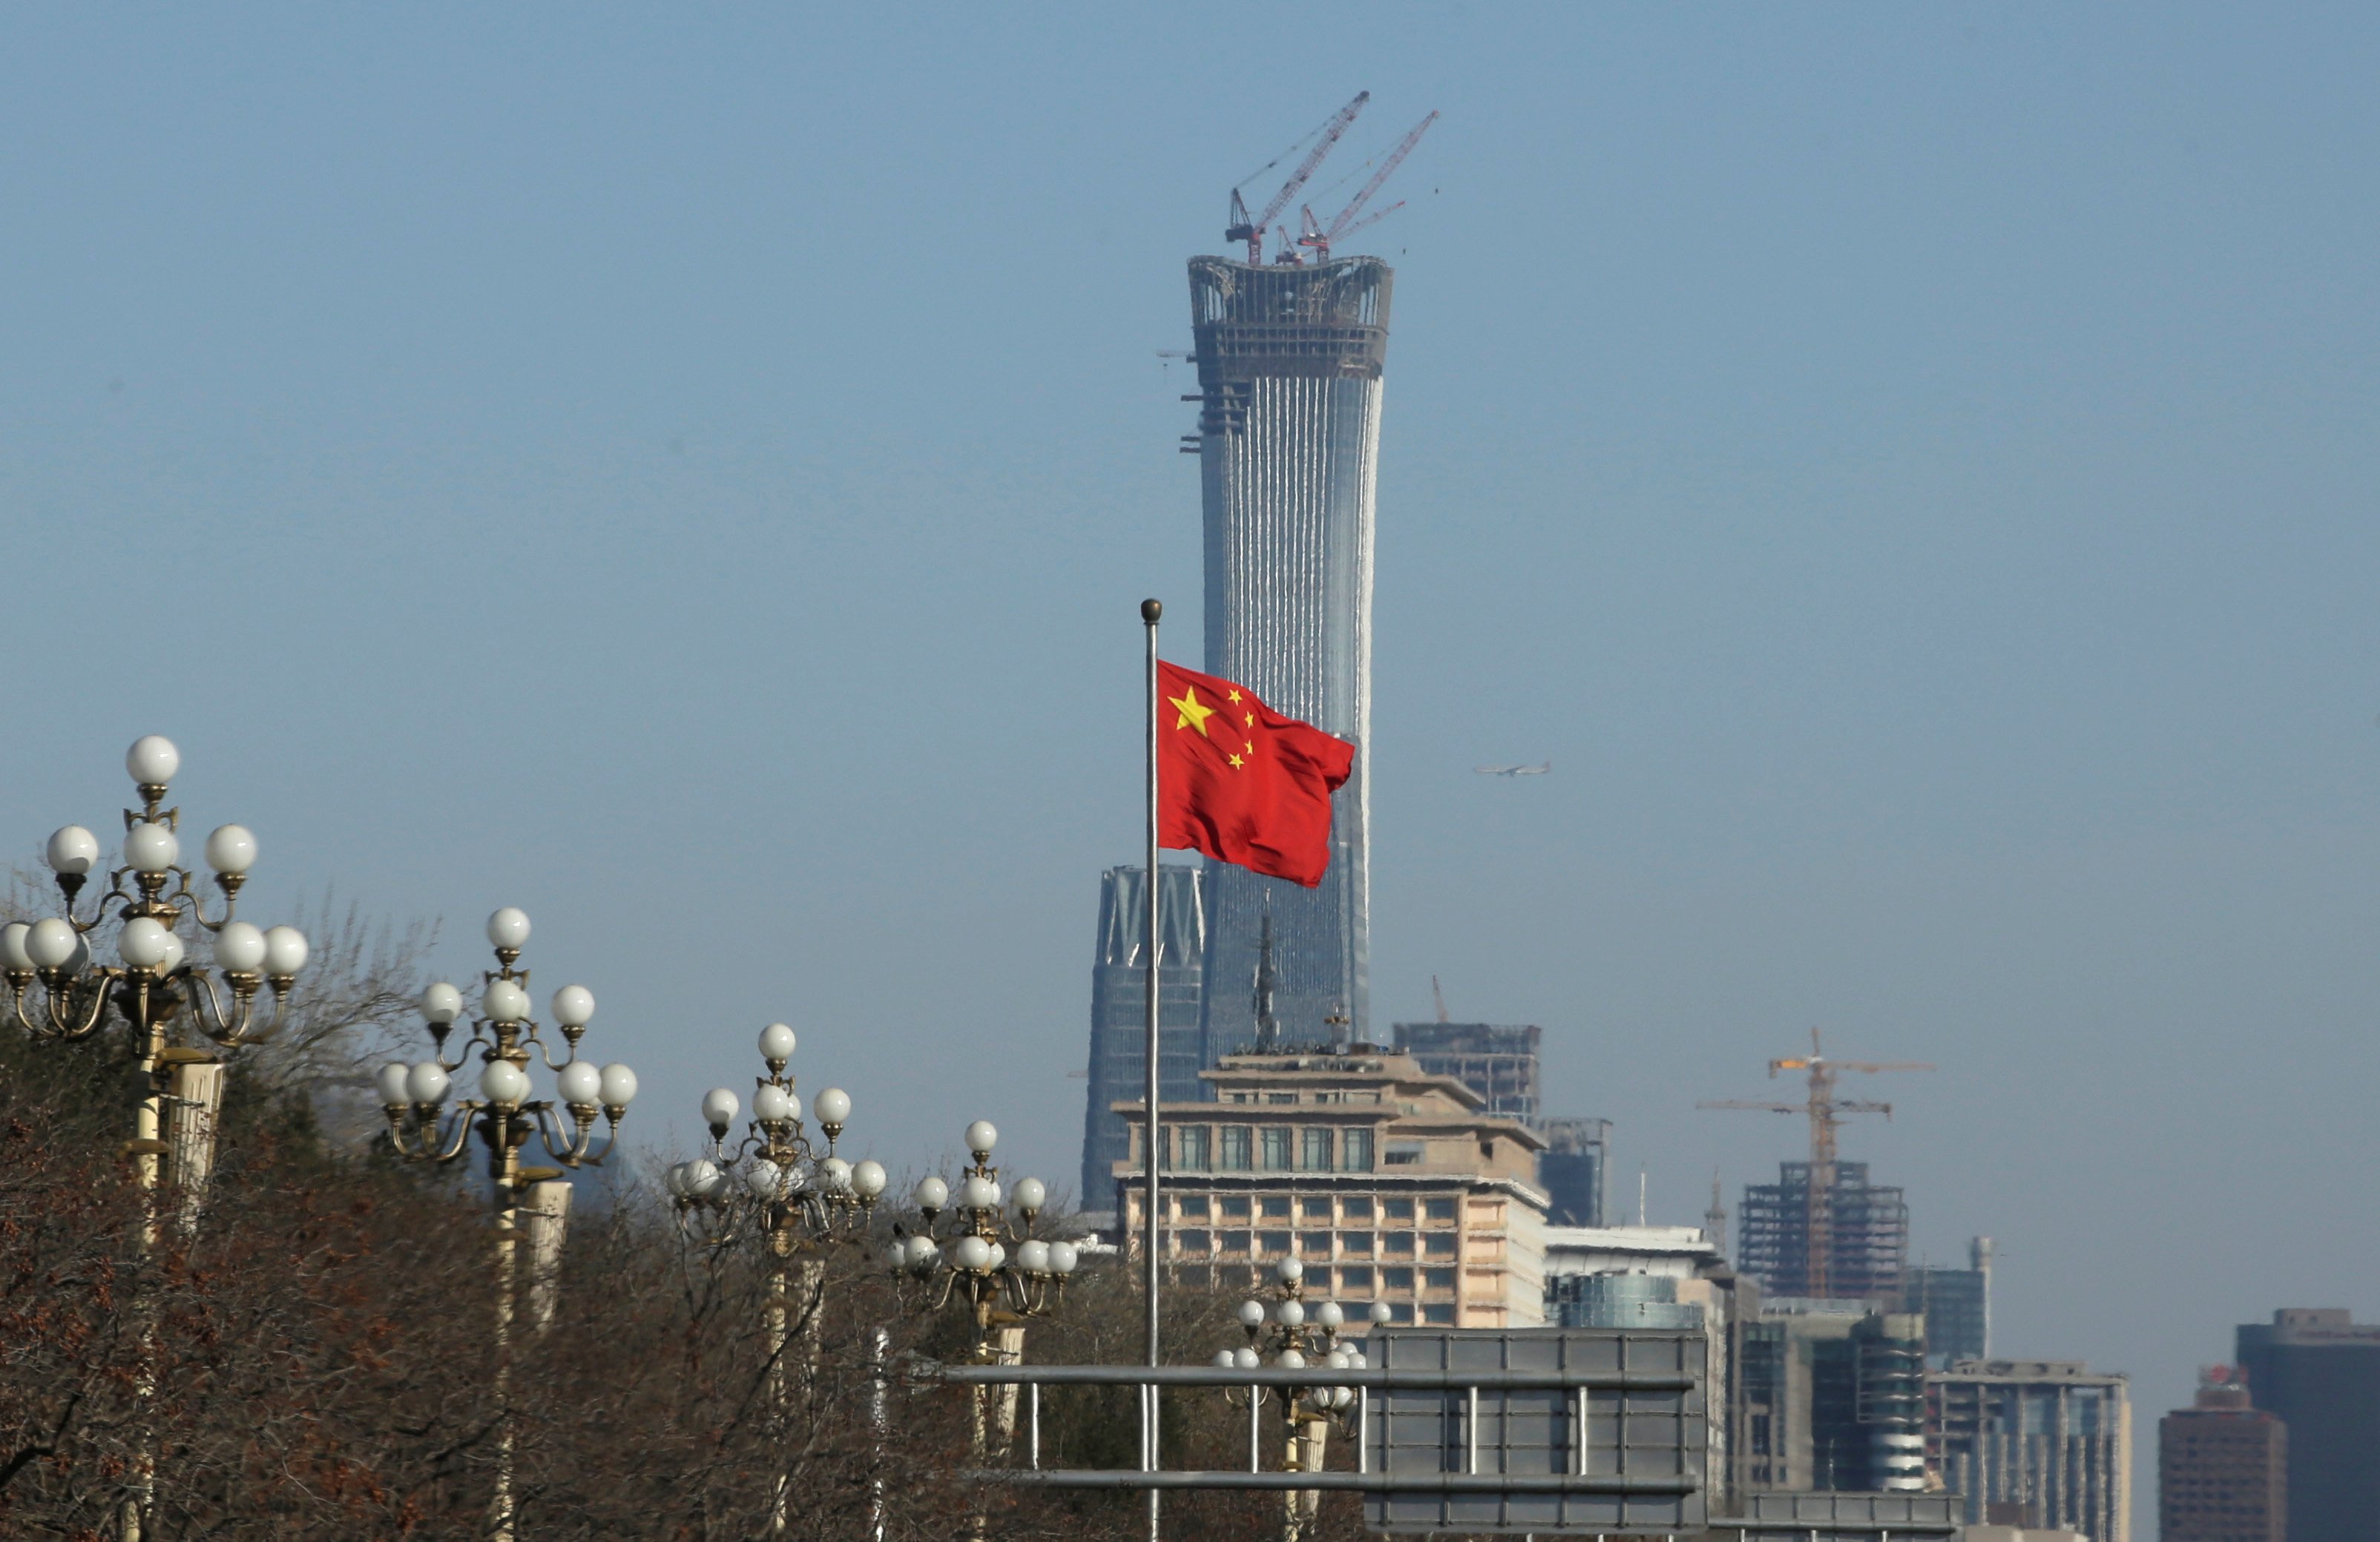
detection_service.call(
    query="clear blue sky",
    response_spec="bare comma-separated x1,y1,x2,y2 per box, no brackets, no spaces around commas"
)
7,5,2378,1520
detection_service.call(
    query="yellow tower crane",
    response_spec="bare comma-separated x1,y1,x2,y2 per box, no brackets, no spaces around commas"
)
1698,1029,1933,1299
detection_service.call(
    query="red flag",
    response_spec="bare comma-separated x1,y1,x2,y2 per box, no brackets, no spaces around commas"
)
1157,660,1354,887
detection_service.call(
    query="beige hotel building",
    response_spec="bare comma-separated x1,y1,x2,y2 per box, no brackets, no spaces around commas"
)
1112,1047,1551,1327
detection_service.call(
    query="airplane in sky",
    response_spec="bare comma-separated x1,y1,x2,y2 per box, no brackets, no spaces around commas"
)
1473,762,1552,777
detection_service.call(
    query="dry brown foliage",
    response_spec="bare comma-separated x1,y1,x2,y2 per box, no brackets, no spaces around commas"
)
0,1032,1384,1541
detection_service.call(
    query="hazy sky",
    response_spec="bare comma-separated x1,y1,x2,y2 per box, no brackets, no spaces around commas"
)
7,6,2378,1523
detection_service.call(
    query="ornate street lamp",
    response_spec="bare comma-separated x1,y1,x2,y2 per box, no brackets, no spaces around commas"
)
667,1022,888,1247
373,906,637,1542
1217,1258,1390,1542
889,1118,1079,1504
890,1120,1079,1359
666,1022,888,1534
4,735,310,1196
1,735,310,1542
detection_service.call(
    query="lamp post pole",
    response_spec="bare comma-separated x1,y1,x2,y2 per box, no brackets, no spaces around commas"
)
3,735,312,1542
1218,1259,1390,1542
374,909,637,1542
669,1024,887,1535
890,1121,1077,1538
1142,595,1164,1542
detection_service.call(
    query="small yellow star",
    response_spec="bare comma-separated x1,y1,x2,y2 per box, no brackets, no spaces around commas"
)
1243,741,1255,755
1227,689,1243,702
1243,711,1255,728
1228,753,1245,769
1168,686,1216,737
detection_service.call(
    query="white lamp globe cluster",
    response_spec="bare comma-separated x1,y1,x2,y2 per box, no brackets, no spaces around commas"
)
3,735,309,1052
890,1118,1079,1346
1217,1256,1393,1420
375,909,634,1176
667,1022,887,1251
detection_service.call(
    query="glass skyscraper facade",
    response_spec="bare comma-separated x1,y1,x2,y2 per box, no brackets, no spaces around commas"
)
1078,863,1206,1208
1186,254,1390,1051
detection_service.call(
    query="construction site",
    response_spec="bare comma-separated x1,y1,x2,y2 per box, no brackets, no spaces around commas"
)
1701,1032,1931,1302
1062,85,2140,1538
1168,91,1440,1067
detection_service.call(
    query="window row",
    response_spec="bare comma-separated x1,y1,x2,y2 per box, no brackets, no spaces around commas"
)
1166,1195,1462,1224
1168,1231,1461,1280
1167,1228,1459,1261
1153,1125,1376,1173
1219,1090,1381,1106
1162,1272,1459,1325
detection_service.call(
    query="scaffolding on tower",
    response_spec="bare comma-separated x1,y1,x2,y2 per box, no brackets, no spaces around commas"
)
1700,1030,1933,1299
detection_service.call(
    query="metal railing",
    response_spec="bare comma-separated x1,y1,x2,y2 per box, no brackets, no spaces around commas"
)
927,1361,1699,1496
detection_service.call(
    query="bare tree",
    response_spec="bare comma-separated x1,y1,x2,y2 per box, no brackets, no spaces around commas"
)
1,880,1381,1538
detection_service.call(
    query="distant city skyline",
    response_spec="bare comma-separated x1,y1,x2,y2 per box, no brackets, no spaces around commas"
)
8,7,2380,1526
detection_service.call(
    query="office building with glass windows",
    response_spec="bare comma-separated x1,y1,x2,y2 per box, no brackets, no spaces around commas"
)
1078,863,1207,1205
2235,1308,2380,1541
1390,1021,1542,1121
1111,1046,1548,1326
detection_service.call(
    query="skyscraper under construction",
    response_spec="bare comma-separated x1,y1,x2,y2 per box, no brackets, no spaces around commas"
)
1703,1036,1930,1302
1738,1160,1910,1301
1186,251,1390,1050
1082,100,1430,1190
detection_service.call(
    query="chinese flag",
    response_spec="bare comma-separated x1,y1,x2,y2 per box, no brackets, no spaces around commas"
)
1157,660,1354,888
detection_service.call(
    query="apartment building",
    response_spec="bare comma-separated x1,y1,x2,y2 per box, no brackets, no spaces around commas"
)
1113,1047,1548,1326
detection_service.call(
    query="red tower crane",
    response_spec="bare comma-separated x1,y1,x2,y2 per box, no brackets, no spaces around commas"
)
1297,109,1439,263
1226,91,1370,266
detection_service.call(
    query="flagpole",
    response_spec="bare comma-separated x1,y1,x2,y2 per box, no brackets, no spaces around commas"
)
1140,596,1163,1542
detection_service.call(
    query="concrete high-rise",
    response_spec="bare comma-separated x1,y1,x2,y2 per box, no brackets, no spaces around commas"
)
1931,1359,2131,1542
2159,1366,2285,1542
1736,1301,1928,1495
1077,863,1206,1207
1186,254,1390,1051
2234,1307,2380,1541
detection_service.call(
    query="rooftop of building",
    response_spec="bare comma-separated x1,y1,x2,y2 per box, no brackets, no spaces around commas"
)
1545,1224,1715,1254
1108,1047,1546,1194
1390,1021,1543,1053
1537,1116,1611,1150
2244,1305,2380,1342
1939,1359,2128,1386
1542,1224,1726,1283
1120,1046,1551,1141
1761,1296,1890,1318
2174,1365,2260,1413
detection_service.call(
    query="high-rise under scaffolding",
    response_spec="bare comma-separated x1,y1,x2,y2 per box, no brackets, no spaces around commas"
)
1187,254,1390,1051
1738,1160,1911,1302
1701,1032,1931,1301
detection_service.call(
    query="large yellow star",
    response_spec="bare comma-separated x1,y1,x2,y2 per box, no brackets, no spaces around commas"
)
1168,685,1216,737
